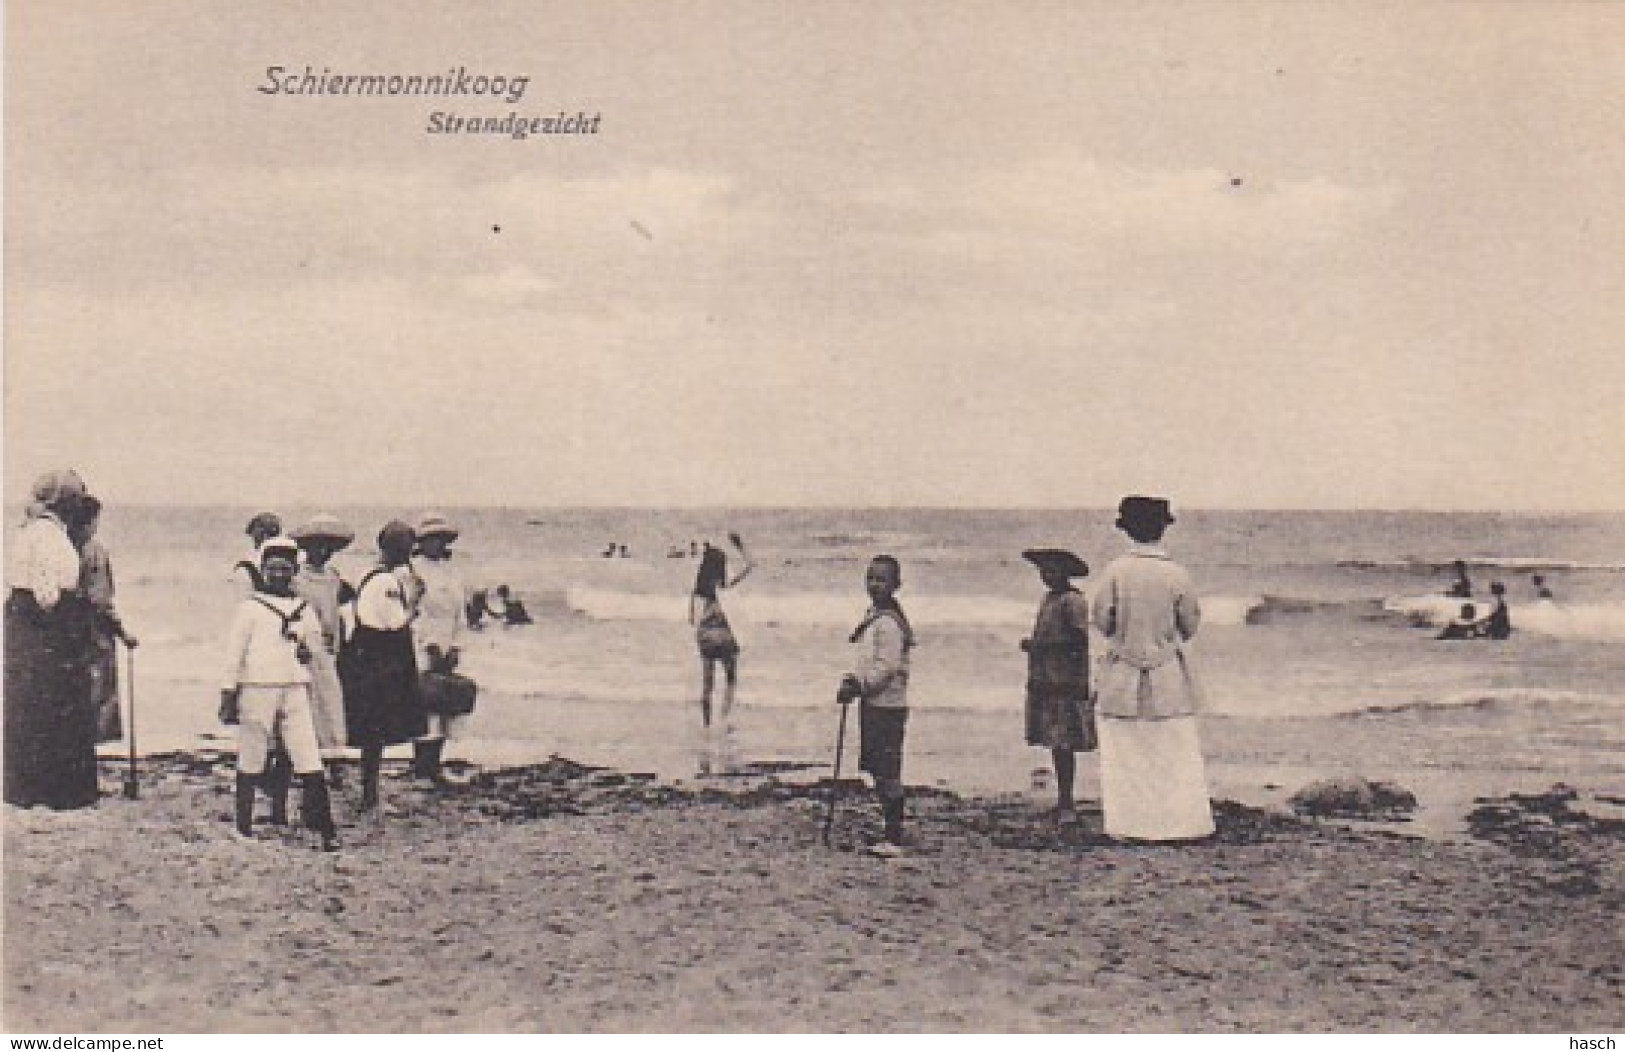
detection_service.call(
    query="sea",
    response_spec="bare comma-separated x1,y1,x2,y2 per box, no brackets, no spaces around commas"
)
81,506,1625,827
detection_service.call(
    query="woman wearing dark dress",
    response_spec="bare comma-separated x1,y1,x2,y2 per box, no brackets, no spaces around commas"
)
71,496,138,743
4,470,99,810
338,520,427,811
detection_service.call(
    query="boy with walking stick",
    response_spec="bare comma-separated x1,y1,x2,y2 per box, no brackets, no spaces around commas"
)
836,556,915,858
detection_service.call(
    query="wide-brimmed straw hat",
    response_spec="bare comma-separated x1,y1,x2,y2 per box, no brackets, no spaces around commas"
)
1116,495,1175,530
417,513,460,542
290,513,356,550
1022,548,1089,578
26,469,88,520
31,469,87,506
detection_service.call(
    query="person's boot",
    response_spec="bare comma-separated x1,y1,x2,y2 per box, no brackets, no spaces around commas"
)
300,773,341,852
413,738,447,787
265,750,292,825
234,774,257,839
866,796,907,858
427,738,448,786
882,796,906,846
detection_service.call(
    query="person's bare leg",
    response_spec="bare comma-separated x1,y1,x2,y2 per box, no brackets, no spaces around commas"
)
719,655,738,725
716,656,740,772
699,659,716,729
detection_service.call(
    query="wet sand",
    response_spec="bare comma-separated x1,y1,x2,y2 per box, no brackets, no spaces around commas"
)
4,755,1622,1033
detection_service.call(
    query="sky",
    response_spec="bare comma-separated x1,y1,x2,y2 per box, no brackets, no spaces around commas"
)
6,0,1624,510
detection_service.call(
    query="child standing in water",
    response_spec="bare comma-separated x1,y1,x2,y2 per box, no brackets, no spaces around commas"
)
219,538,340,851
689,533,754,770
1019,548,1094,820
838,555,915,857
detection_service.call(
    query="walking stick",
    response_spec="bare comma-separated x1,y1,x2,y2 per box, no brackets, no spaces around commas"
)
122,643,139,800
823,697,851,846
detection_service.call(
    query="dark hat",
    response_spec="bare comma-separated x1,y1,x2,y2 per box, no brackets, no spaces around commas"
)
377,519,416,552
245,511,282,538
1116,495,1175,530
290,513,355,550
1022,548,1089,578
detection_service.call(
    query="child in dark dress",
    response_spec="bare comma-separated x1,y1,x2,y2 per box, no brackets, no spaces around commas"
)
1020,548,1094,819
338,521,427,813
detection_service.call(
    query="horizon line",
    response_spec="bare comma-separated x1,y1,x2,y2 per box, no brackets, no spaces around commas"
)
52,500,1625,516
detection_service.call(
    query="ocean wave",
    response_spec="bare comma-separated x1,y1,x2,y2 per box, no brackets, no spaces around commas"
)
1343,688,1618,718
568,581,1625,641
1382,594,1483,626
1340,557,1625,573
565,585,1324,633
1380,595,1625,640
1512,602,1625,640
1236,594,1390,626
1202,596,1265,626
565,586,1036,629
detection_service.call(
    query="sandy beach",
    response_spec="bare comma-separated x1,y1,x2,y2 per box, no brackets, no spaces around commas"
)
4,753,1621,1033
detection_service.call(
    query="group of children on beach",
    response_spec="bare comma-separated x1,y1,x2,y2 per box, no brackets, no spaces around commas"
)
222,511,476,851
214,492,1213,858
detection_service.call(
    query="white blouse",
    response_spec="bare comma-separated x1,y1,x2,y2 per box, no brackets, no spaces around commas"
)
353,566,414,631
412,556,466,655
7,516,81,610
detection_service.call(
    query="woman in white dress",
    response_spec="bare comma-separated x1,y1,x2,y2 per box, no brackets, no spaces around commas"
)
410,513,472,786
290,514,356,784
1090,496,1214,842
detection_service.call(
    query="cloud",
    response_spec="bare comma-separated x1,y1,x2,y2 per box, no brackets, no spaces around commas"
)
865,155,1397,262
8,138,1617,510
8,162,742,305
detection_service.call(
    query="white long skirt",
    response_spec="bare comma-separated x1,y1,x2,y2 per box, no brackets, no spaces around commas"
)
305,647,349,755
1098,715,1215,841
